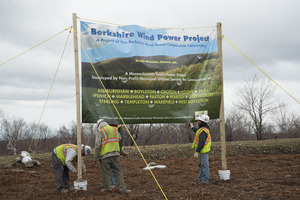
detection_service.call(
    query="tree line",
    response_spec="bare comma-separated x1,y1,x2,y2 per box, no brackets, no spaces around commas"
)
0,75,299,156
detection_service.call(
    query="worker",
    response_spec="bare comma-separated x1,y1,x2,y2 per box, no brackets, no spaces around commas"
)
110,124,126,155
52,143,91,194
94,119,131,194
190,114,211,184
109,124,125,188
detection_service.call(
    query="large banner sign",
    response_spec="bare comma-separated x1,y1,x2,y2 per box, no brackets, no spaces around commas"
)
80,20,221,124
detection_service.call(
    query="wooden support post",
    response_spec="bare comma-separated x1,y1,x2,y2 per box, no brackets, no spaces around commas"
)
217,22,227,170
72,13,82,181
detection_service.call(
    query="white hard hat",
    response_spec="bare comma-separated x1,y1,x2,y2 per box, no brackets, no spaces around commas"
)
97,119,104,126
96,118,108,128
97,118,108,128
197,114,210,123
81,144,91,155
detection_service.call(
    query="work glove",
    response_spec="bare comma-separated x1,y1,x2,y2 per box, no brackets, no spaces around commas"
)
189,122,194,129
194,152,199,159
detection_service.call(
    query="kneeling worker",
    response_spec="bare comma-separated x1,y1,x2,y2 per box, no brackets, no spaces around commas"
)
94,119,131,194
52,144,91,194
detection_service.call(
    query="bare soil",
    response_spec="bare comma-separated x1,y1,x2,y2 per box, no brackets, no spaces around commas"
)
0,153,299,200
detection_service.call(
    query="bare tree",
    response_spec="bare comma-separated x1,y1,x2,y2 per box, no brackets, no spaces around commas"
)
225,108,252,141
288,114,300,138
272,105,300,138
1,117,29,155
142,124,162,145
27,122,52,152
185,123,196,143
235,75,283,140
0,109,4,140
56,124,74,144
69,121,78,144
0,109,3,119
163,123,192,144
82,123,97,147
209,119,221,142
123,124,140,146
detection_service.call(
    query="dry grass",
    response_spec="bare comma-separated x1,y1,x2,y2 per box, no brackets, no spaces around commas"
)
124,138,300,160
0,138,299,168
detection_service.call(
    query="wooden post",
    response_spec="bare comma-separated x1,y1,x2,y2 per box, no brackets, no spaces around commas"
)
217,22,227,170
72,13,82,181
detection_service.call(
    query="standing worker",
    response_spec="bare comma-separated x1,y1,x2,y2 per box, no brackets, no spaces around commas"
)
52,143,91,194
190,114,211,184
110,124,126,155
109,124,126,188
94,119,131,194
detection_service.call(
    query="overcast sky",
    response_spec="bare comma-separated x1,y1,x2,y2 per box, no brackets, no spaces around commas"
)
0,0,299,129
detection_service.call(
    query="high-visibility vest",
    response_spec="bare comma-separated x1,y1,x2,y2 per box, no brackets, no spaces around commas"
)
111,124,124,150
192,127,211,153
55,144,78,165
98,126,120,156
111,124,121,129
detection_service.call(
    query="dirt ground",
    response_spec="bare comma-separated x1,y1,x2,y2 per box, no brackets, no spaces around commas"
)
0,153,299,200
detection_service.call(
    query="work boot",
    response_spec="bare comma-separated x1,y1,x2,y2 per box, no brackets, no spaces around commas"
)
58,188,69,194
192,182,200,186
100,188,112,193
120,189,131,194
65,187,74,192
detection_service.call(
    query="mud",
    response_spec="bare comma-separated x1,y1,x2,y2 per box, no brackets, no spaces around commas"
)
0,153,299,200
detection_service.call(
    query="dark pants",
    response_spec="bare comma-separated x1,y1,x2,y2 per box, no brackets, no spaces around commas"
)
100,156,127,193
118,127,124,151
52,152,70,191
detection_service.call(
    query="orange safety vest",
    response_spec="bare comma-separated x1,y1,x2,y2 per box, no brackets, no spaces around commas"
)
192,127,211,153
55,144,78,165
98,126,120,156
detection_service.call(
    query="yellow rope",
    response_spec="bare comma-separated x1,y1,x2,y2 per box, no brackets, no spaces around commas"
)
0,26,72,67
79,17,215,29
73,27,168,200
222,35,300,104
28,29,72,152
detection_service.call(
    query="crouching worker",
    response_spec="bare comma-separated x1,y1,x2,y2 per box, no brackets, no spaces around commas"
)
94,119,131,194
52,144,91,194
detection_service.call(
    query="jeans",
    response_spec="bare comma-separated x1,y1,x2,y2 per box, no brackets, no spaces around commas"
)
111,171,116,186
198,152,209,183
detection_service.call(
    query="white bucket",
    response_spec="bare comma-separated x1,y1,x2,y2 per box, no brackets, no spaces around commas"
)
218,170,230,180
74,180,87,191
